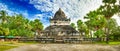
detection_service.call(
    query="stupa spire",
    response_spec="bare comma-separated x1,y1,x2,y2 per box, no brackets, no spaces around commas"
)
53,8,66,19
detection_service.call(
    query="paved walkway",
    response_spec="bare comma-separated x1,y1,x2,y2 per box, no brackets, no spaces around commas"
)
7,44,120,51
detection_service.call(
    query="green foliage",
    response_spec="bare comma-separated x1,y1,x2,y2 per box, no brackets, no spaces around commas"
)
77,20,83,28
77,20,87,36
102,0,116,4
33,19,43,30
0,27,4,35
0,10,8,23
9,29,18,36
0,10,44,38
84,10,107,38
30,19,43,36
83,0,119,41
77,20,83,31
110,26,120,41
0,27,9,36
85,10,107,30
94,29,105,38
98,0,119,18
70,23,76,29
108,18,117,29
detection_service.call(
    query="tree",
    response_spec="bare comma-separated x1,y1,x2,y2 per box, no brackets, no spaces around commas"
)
5,14,35,37
30,19,43,36
94,29,104,38
0,10,10,36
0,27,9,36
84,21,91,38
70,23,76,29
110,26,120,41
0,10,8,24
97,0,119,43
0,27,4,36
84,10,107,39
10,14,34,37
9,29,18,36
0,10,44,38
77,20,86,36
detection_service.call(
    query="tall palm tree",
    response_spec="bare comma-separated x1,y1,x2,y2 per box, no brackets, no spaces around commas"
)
84,20,93,38
97,0,119,43
0,10,8,24
77,20,86,37
84,9,109,43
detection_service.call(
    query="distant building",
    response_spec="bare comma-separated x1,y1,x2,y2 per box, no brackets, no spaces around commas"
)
37,8,82,43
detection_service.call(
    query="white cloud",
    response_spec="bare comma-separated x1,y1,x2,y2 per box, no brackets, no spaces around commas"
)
0,3,29,18
31,14,50,28
29,0,53,12
22,10,29,18
29,0,103,27
1,0,119,28
112,15,120,26
0,3,16,16
30,0,120,28
0,3,8,11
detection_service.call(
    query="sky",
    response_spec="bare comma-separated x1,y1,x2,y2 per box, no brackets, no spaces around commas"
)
0,0,120,28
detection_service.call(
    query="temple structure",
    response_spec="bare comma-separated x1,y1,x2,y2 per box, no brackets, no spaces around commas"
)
37,8,82,43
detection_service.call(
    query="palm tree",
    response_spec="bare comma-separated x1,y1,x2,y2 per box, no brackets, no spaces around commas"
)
97,0,119,43
84,9,109,42
0,10,8,24
84,20,93,38
77,20,86,37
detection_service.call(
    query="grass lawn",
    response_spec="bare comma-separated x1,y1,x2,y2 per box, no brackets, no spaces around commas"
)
0,45,17,51
0,41,39,51
0,41,120,51
109,41,120,45
94,41,120,45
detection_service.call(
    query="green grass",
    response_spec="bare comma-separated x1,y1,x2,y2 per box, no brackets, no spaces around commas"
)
0,45,17,51
94,41,120,45
0,41,119,51
109,41,120,45
0,41,39,51
0,42,18,51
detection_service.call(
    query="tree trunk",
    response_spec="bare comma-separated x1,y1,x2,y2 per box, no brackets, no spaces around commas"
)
106,19,110,44
90,31,92,43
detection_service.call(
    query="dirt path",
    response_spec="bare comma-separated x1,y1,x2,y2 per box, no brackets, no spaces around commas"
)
7,44,120,51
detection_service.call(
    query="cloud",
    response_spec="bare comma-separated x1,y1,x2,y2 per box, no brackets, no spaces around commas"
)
0,3,29,18
0,3,17,16
29,0,103,27
0,3,7,10
112,15,120,26
1,0,119,28
0,2,46,28
31,14,50,28
29,0,53,12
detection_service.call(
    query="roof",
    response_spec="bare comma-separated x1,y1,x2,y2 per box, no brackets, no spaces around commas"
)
42,25,78,33
53,8,67,20
0,36,5,38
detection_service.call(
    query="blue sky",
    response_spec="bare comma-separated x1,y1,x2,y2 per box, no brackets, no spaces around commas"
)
0,0,120,28
0,0,53,28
